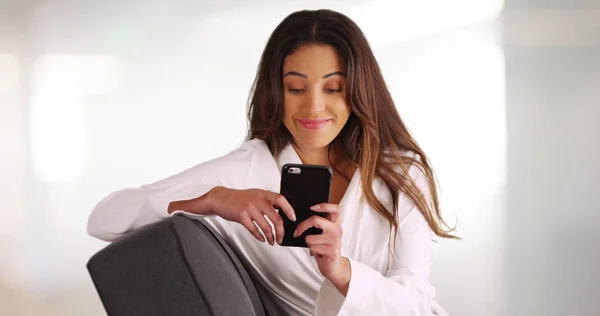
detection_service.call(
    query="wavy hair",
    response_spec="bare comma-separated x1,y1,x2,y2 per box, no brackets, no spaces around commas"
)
246,9,457,243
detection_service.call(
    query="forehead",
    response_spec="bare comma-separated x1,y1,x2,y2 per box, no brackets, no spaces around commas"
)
283,44,344,75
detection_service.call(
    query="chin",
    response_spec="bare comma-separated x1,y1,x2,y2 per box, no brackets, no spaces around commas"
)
293,132,338,150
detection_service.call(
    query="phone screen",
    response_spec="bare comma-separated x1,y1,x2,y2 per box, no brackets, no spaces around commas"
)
278,163,332,247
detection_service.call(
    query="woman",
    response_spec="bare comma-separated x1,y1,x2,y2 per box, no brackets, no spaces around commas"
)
88,9,456,316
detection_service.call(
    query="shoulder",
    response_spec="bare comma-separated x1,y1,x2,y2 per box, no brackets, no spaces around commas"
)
382,148,426,185
194,138,270,172
180,138,274,188
219,138,271,160
401,151,427,187
241,138,271,154
380,148,431,225
382,147,422,166
222,137,277,173
240,138,277,166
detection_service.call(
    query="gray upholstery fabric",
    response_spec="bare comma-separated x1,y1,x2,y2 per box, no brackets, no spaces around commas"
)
87,215,266,316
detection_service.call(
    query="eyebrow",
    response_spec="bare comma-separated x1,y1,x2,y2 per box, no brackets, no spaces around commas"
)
283,71,346,79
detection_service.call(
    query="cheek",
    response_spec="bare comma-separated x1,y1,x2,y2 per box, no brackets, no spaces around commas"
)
282,99,301,129
282,99,296,120
331,100,351,121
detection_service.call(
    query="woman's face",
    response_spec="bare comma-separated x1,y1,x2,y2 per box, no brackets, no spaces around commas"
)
282,44,351,150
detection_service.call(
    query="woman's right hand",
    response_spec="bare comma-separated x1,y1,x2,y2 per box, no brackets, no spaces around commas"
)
203,187,296,245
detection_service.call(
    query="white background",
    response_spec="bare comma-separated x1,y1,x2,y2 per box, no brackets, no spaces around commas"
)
0,0,598,315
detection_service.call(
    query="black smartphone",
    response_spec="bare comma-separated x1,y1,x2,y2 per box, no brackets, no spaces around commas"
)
278,163,332,247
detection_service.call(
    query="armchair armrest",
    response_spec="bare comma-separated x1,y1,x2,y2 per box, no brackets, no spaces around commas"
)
87,214,266,316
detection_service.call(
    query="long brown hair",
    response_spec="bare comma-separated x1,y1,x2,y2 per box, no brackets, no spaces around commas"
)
246,9,457,242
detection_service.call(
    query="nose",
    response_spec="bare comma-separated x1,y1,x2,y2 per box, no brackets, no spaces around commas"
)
302,89,326,115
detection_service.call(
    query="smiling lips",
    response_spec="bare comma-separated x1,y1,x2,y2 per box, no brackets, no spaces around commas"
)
296,118,332,130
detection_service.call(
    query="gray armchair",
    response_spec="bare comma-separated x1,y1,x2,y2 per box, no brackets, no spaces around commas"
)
87,215,270,316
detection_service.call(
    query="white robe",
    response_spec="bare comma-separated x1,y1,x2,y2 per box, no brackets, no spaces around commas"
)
87,138,449,316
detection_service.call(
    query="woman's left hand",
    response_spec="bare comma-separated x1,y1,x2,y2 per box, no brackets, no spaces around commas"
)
293,203,351,294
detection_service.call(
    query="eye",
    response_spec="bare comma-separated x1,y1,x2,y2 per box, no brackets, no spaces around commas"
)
288,88,305,94
326,88,343,94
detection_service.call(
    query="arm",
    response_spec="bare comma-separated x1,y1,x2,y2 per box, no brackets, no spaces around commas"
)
87,141,256,242
314,167,448,316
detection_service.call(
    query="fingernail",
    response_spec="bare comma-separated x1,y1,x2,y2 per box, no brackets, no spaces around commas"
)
293,229,298,237
310,205,320,211
260,236,265,242
291,214,297,222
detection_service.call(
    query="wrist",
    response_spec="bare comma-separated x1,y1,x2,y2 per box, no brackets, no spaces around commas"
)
328,257,351,296
167,186,222,215
201,186,225,215
167,199,196,215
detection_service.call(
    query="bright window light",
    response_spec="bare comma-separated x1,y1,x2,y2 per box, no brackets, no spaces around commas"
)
0,54,19,94
388,32,506,245
30,54,119,184
346,0,504,47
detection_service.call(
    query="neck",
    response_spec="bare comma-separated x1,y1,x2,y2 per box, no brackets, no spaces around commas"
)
293,139,346,167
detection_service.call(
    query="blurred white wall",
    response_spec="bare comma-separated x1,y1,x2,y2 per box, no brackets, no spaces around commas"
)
503,1,600,315
1,0,597,315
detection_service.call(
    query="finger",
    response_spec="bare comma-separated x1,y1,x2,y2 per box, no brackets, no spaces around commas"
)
260,202,285,245
238,211,266,243
266,191,296,222
308,249,324,258
309,244,337,260
252,210,276,246
294,215,332,238
305,233,336,247
310,203,341,222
